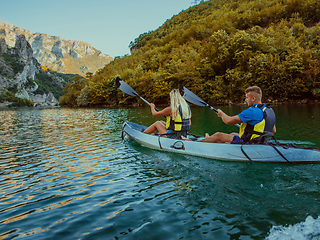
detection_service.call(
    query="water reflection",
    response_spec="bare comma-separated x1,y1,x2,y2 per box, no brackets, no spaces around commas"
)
0,106,320,239
0,108,128,238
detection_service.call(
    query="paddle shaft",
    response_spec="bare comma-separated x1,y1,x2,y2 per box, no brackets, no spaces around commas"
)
116,77,160,112
209,105,240,128
206,104,218,113
134,93,160,112
179,85,240,127
208,105,240,128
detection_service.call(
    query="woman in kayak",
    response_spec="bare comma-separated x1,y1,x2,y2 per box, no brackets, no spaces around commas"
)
143,89,192,139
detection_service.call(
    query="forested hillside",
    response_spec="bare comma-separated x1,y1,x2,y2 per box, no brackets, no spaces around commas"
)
60,0,320,107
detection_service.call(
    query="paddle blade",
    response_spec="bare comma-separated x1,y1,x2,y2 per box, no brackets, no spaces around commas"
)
179,84,238,126
116,77,138,97
179,84,207,107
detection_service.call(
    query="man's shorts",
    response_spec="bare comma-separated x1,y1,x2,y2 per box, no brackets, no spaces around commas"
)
230,135,244,144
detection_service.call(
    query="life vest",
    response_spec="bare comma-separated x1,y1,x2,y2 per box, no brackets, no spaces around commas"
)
166,105,190,132
239,104,276,143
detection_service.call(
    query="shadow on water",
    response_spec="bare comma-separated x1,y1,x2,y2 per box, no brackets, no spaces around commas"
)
0,105,320,239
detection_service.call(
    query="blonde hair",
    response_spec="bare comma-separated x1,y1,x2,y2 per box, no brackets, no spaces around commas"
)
169,89,191,119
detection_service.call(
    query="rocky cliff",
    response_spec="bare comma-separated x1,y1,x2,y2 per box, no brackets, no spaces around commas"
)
0,22,113,75
0,35,66,107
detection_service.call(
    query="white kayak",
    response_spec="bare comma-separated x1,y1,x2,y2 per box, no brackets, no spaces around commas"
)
122,121,320,163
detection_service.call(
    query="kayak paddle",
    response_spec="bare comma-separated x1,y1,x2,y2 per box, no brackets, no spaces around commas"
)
116,77,160,111
179,84,240,128
179,84,218,112
116,78,200,139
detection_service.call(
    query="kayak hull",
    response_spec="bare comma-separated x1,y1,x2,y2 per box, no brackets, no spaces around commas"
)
122,121,320,163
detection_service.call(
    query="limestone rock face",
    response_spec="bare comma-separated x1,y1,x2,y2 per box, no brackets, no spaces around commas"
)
0,38,8,53
31,92,58,107
0,22,113,75
8,35,41,68
0,36,60,107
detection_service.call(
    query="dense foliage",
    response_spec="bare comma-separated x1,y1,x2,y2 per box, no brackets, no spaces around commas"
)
34,72,64,99
0,89,33,107
62,0,320,106
51,71,80,84
59,75,87,107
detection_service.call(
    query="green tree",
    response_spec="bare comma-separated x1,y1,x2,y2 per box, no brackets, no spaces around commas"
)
59,76,86,106
76,85,89,107
59,0,320,106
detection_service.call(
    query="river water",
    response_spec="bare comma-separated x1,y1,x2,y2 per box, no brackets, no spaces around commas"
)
0,105,320,240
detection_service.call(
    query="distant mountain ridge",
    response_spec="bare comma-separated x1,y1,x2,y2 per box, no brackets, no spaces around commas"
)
0,22,113,75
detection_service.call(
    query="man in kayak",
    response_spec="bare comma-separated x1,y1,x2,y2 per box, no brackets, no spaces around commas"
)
199,86,276,144
143,89,192,139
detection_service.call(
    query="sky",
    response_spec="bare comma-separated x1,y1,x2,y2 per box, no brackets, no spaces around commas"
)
0,0,195,57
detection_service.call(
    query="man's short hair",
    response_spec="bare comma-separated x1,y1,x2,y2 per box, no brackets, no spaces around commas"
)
245,86,262,101
245,86,262,96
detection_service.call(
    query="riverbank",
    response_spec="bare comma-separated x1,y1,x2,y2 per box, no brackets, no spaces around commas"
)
3,97,319,109
83,98,320,108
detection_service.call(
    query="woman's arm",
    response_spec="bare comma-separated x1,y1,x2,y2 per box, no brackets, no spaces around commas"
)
150,103,171,117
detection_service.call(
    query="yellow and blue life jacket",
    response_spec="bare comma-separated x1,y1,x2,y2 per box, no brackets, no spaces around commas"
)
239,104,276,143
166,105,190,132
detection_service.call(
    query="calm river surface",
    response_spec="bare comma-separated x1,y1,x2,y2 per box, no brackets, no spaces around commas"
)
1,105,320,240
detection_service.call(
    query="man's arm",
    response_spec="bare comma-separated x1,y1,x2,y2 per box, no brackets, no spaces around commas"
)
217,109,242,125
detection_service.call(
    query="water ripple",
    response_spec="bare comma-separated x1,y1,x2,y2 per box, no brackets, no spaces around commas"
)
1,107,320,239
